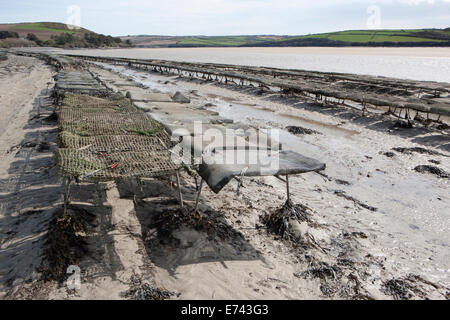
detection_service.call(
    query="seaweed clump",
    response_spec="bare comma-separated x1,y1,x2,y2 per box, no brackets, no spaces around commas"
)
122,275,174,300
383,279,415,300
303,261,341,281
393,147,444,156
41,205,95,282
414,165,449,179
382,275,446,300
260,200,311,240
286,126,321,135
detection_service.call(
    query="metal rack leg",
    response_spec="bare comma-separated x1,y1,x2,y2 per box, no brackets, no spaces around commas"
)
194,178,204,212
175,170,184,208
63,176,72,215
286,174,290,203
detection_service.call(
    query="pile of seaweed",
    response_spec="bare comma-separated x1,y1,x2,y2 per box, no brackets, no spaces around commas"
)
260,200,311,240
40,205,96,282
122,275,174,300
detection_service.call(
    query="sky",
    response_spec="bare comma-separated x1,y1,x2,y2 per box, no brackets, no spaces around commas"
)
0,0,449,36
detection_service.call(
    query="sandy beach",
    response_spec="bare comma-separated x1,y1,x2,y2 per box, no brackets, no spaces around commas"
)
0,52,449,300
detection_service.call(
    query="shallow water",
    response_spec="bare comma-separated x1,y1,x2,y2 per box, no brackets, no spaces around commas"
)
49,47,450,83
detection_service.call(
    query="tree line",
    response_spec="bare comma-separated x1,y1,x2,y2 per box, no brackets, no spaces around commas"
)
1,30,131,48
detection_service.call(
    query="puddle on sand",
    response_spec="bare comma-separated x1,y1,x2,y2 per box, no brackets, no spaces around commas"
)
211,100,358,137
280,113,358,137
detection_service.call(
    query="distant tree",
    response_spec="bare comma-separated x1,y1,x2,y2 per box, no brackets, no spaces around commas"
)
26,33,39,42
43,31,124,48
0,31,19,39
43,40,54,47
54,33,75,46
26,33,44,46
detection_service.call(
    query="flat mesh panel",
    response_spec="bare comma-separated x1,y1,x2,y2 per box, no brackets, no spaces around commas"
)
59,108,148,124
59,132,174,152
56,90,179,180
56,149,178,181
62,93,135,111
60,120,163,137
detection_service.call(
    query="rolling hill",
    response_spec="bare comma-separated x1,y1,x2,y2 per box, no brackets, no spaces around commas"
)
2,23,449,48
0,22,91,40
122,28,450,47
0,22,129,48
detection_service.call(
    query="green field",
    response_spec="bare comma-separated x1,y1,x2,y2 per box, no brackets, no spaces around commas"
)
169,28,450,47
290,29,447,43
15,22,82,34
0,22,128,48
177,35,272,46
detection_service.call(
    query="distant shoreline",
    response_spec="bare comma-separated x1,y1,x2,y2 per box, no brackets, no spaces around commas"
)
166,42,450,48
46,46,450,58
122,28,450,48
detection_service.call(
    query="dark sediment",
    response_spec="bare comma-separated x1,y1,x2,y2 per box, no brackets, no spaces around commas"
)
334,191,377,212
393,147,446,157
335,179,351,186
286,126,321,135
414,165,449,178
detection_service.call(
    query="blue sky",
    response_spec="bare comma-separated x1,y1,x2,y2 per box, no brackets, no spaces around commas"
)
0,0,449,36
